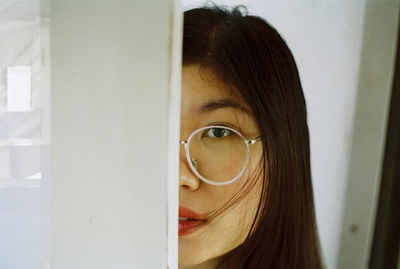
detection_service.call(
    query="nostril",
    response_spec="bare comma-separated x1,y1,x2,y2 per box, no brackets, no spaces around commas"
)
179,172,201,191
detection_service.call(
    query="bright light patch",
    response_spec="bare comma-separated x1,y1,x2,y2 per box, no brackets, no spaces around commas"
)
26,172,42,180
7,66,32,110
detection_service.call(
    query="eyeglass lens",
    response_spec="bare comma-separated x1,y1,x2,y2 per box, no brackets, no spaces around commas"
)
188,127,248,184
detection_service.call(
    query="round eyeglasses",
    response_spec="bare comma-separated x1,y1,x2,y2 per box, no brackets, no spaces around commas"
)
180,125,262,186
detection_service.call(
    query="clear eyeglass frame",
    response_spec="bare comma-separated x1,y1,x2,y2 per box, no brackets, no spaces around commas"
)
179,125,262,186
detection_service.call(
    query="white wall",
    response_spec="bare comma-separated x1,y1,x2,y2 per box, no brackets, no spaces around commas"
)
182,1,398,269
50,1,180,268
337,1,399,268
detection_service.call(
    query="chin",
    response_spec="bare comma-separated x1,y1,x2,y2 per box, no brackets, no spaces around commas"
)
178,247,207,266
179,242,226,269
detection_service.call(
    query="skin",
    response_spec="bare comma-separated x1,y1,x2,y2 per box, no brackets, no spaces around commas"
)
179,64,264,269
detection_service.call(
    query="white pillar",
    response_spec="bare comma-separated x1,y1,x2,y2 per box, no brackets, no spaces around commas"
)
50,1,181,268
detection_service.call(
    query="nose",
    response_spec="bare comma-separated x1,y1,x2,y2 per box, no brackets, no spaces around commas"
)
179,142,201,191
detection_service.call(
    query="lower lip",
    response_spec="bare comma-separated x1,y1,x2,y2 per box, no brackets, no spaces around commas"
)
179,220,206,236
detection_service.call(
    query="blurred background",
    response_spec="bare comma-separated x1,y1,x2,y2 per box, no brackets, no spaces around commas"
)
0,0,399,268
0,1,50,268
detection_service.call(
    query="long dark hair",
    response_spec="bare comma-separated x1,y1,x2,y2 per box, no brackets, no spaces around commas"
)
183,4,324,269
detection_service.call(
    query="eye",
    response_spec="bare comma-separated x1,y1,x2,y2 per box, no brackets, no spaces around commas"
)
203,128,231,138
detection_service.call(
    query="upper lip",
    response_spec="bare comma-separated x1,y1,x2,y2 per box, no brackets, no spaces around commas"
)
179,206,206,220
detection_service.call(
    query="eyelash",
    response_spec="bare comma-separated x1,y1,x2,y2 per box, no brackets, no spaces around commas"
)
207,122,242,133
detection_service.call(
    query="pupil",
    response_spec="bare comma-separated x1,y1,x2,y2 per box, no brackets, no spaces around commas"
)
212,128,225,137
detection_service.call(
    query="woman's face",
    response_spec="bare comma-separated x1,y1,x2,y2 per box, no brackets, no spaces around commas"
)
179,64,263,268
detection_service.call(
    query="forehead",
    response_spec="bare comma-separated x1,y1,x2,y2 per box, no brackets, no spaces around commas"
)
181,64,249,113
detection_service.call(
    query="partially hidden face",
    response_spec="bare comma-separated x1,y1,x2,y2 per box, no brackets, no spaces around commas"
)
179,64,264,268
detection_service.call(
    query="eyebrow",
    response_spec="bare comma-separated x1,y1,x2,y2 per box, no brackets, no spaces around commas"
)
196,98,250,114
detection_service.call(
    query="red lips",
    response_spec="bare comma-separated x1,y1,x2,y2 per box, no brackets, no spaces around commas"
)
179,207,207,236
179,207,206,220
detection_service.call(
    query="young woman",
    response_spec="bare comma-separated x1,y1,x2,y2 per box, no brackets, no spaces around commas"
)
179,5,324,269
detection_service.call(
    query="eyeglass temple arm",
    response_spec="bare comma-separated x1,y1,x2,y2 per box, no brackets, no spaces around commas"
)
247,136,262,145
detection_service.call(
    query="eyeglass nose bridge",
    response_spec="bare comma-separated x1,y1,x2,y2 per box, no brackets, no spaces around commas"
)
180,140,198,163
179,140,198,176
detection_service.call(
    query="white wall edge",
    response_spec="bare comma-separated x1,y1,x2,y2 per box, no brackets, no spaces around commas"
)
337,1,400,268
167,0,183,268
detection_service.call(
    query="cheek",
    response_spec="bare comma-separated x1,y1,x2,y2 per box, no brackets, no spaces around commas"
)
205,149,263,212
208,175,263,251
225,159,264,234
213,162,264,230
